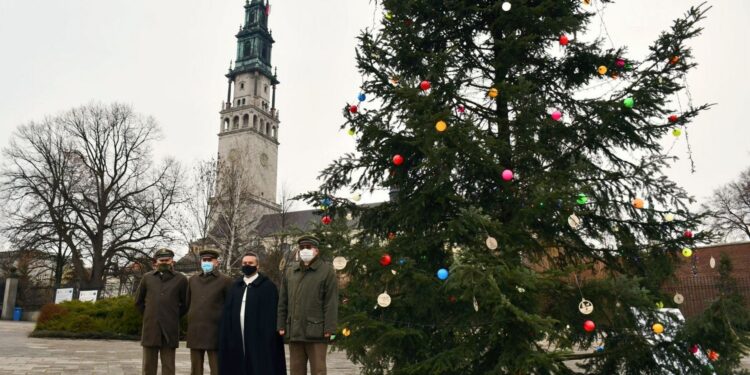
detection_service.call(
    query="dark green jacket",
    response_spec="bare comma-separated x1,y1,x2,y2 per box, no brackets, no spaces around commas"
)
134,269,188,348
186,270,233,350
277,257,338,342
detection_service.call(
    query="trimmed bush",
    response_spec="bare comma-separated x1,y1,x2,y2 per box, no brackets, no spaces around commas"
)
34,296,141,339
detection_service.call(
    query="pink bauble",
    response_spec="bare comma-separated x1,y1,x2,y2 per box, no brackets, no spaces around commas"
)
502,169,513,181
551,111,562,121
616,59,625,68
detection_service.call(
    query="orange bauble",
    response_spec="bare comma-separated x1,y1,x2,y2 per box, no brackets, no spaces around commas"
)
633,198,645,209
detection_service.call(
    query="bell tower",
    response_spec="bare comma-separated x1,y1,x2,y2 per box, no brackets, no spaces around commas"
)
217,0,280,215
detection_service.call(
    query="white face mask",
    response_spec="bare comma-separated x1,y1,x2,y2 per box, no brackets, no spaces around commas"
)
299,248,315,262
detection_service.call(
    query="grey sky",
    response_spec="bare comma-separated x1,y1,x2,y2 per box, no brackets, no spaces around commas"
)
0,0,747,213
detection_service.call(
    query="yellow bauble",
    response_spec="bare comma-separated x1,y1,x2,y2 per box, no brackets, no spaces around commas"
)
682,247,693,257
342,328,351,337
488,87,499,98
652,323,664,334
348,128,355,136
672,128,682,137
598,66,608,75
435,120,447,132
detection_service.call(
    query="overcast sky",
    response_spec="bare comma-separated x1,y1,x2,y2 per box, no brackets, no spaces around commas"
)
0,0,747,215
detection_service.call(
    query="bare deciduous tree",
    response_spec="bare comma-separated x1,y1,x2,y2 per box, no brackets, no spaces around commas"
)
262,183,299,286
209,150,265,273
0,103,182,290
703,166,750,241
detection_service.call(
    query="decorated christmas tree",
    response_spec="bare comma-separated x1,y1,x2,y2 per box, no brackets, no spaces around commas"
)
305,1,719,373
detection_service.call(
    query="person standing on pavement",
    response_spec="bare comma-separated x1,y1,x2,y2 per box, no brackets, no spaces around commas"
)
219,252,286,375
278,235,339,375
186,248,233,375
134,248,188,375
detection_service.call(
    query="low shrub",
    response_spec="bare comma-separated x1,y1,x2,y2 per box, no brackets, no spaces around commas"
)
34,295,141,339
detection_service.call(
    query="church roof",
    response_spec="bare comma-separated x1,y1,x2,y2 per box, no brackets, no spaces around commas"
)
255,203,379,237
255,209,321,237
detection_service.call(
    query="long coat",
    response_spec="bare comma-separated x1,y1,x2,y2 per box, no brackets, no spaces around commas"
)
134,269,188,348
186,270,233,350
218,274,286,375
277,257,338,343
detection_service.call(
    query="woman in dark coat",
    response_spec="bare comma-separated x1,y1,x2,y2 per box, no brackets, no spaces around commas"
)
219,252,286,375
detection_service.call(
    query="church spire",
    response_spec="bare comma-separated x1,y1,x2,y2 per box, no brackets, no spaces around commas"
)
229,0,277,83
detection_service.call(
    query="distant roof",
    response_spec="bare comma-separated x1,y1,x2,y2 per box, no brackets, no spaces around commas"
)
174,252,199,273
255,204,376,237
255,209,320,237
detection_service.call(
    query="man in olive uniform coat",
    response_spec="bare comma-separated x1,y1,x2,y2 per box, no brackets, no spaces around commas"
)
186,248,233,375
135,248,188,375
278,235,339,375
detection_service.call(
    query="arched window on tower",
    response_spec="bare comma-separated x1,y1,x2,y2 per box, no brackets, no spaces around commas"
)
232,116,240,130
242,114,249,128
265,122,270,135
253,115,258,130
272,126,277,138
223,118,229,132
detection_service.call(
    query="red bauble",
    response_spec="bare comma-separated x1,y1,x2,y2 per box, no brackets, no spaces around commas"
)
379,254,392,266
388,232,396,240
393,154,404,166
690,345,699,354
668,115,679,123
583,320,596,332
559,35,569,46
449,295,457,303
349,105,358,113
321,216,332,225
684,230,694,239
420,80,431,91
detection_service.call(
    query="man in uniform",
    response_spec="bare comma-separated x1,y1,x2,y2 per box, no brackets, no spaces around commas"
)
135,248,188,375
186,248,233,375
278,235,339,375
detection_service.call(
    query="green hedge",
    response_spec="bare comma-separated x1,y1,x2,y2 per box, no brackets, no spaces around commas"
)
32,295,189,341
33,296,142,340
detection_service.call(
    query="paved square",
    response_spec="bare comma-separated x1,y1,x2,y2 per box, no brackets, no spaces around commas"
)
0,321,358,374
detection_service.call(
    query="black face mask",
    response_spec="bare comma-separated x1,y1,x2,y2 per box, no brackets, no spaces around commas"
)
241,265,257,276
157,264,171,272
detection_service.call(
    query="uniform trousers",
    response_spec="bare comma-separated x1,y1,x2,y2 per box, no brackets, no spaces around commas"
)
142,346,176,375
289,342,328,375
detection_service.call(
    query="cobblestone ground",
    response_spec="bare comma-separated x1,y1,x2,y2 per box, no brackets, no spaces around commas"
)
0,321,359,374
1,321,748,374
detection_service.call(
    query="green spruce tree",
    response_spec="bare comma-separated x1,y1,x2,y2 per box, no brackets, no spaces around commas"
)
306,1,714,373
683,254,750,374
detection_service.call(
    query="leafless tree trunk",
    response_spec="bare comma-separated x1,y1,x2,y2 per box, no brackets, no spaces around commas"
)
0,103,182,290
703,166,750,241
263,183,298,286
208,151,264,273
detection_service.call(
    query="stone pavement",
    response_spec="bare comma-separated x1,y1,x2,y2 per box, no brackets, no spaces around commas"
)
0,321,359,374
1,321,748,374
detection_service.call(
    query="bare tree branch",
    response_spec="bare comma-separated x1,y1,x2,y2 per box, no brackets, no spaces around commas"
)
0,103,182,290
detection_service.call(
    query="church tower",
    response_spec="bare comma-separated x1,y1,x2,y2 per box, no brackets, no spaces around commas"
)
217,0,280,215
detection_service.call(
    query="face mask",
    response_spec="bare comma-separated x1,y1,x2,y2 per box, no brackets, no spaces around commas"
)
241,265,257,276
157,264,170,272
299,249,315,263
201,262,214,273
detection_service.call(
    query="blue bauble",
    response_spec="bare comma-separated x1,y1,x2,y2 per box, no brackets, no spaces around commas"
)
358,93,366,102
437,268,449,280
